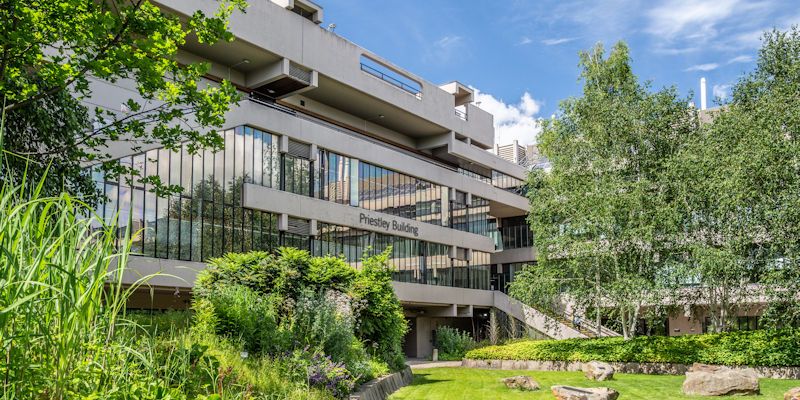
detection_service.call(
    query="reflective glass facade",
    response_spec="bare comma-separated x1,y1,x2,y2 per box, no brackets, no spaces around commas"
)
312,222,490,289
499,216,534,250
95,126,501,290
94,127,289,262
492,170,527,196
450,192,496,237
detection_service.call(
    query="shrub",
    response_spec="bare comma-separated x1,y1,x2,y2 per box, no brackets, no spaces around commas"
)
197,284,288,354
195,248,407,374
465,329,800,367
196,251,280,296
285,349,359,399
306,255,357,292
291,288,365,367
435,326,477,361
351,251,408,370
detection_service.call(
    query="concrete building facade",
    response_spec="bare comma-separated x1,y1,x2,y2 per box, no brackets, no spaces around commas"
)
91,0,558,357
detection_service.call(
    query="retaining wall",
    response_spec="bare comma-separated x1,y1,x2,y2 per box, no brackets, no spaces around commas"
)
349,366,414,400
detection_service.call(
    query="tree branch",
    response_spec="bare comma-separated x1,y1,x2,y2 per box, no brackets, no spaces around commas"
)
3,0,145,113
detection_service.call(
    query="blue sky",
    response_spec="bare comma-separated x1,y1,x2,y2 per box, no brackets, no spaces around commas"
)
324,0,799,145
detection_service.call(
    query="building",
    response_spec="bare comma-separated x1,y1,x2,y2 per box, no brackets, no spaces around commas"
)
494,140,527,166
88,0,587,357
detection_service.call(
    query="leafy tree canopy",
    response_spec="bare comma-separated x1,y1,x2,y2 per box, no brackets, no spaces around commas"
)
518,42,699,339
0,0,246,202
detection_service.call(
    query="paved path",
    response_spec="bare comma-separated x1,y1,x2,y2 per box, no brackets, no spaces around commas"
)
406,359,463,370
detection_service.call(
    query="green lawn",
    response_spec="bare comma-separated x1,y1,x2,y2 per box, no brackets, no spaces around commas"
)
389,367,800,400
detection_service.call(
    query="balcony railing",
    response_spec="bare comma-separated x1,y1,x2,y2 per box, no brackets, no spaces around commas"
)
360,63,422,98
455,108,467,120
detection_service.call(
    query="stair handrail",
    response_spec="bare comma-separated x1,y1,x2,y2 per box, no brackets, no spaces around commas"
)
492,291,587,340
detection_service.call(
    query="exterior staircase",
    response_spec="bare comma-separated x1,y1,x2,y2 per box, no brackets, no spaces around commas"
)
492,291,621,339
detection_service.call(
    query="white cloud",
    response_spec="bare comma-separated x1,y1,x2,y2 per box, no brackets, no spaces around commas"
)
713,84,732,101
473,89,543,146
727,55,753,64
684,63,719,72
646,0,742,40
542,37,577,46
518,36,533,45
434,35,462,48
424,35,465,64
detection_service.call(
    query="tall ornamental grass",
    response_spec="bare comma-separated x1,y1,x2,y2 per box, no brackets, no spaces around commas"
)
0,174,151,398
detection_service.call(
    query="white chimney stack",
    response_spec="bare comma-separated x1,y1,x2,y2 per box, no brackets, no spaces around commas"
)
700,77,707,110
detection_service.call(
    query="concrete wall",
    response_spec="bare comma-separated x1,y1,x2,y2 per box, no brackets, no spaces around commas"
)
155,0,495,147
242,183,496,252
491,247,536,265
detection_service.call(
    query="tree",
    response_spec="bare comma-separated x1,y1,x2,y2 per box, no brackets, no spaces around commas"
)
518,42,699,339
668,27,800,330
0,0,246,203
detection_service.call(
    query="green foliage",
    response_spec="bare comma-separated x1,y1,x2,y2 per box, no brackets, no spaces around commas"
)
435,326,477,361
526,41,699,339
196,251,282,296
351,251,409,370
291,289,365,367
0,0,246,202
466,329,800,367
0,175,330,399
193,248,405,393
663,27,800,329
0,177,138,398
307,255,358,292
198,284,288,354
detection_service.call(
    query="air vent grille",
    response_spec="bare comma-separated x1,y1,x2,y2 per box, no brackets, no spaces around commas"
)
287,217,310,235
289,62,311,83
287,139,311,158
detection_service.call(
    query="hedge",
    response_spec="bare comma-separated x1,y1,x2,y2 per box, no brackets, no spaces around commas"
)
465,329,800,367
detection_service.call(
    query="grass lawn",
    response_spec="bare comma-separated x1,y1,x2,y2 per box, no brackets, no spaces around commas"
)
389,367,800,399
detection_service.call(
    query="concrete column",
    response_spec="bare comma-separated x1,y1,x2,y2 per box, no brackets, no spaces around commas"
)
277,213,288,231
279,135,289,153
309,143,318,161
309,219,318,237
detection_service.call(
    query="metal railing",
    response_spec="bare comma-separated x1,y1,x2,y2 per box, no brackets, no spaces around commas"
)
360,63,422,98
455,108,467,120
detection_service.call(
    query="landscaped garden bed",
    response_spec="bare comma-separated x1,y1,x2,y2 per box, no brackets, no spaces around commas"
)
466,330,800,367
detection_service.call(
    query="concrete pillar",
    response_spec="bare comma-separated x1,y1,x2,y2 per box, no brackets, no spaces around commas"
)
309,219,318,237
278,135,289,153
277,213,288,231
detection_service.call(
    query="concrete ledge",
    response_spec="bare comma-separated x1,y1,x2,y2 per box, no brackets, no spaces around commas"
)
461,359,800,380
349,366,413,400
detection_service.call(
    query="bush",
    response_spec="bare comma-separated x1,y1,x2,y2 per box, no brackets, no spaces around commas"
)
351,251,408,370
192,248,405,398
196,284,288,354
435,326,477,361
291,288,365,367
195,248,407,374
465,329,800,367
285,349,359,399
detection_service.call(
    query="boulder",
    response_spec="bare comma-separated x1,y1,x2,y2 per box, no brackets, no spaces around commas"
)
786,387,800,400
681,363,759,396
551,385,619,400
582,361,615,381
501,375,540,391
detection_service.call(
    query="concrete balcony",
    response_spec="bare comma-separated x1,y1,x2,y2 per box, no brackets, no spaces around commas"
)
155,0,495,148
